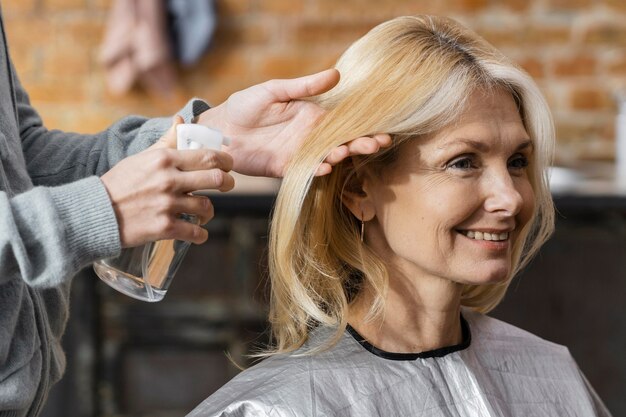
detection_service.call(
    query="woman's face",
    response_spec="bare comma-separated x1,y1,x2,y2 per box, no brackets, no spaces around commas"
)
357,88,535,286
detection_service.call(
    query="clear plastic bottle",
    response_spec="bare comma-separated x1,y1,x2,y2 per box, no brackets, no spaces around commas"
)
93,125,229,302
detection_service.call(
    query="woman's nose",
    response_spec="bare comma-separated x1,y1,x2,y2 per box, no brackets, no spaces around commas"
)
483,170,524,216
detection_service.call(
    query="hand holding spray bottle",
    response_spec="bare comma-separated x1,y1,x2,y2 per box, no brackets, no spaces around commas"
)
93,124,230,302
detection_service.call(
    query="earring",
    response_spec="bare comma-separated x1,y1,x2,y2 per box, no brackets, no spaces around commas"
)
360,210,365,242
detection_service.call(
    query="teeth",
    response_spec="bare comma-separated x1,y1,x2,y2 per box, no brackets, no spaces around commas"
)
461,230,509,241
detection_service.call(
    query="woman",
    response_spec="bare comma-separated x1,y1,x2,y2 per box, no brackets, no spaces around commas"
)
188,15,611,416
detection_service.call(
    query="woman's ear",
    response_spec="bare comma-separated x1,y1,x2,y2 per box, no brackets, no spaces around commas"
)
341,165,376,222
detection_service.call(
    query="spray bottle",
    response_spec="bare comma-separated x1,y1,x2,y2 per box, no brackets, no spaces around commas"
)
93,124,230,302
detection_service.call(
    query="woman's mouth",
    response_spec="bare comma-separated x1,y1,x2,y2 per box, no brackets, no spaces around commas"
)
457,230,510,241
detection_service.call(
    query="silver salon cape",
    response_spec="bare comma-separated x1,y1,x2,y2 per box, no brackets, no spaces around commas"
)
187,309,611,416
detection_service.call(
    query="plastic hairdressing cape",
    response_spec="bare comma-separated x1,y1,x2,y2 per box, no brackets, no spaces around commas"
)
187,308,612,417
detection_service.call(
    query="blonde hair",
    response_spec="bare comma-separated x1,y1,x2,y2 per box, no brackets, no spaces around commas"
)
268,15,555,354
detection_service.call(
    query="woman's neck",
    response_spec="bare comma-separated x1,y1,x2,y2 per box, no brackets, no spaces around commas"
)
348,271,464,353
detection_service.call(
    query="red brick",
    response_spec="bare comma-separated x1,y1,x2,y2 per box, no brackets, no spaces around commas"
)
89,0,111,12
258,0,305,14
258,54,334,80
607,54,626,75
1,0,37,15
34,109,67,130
213,22,271,46
584,23,626,46
189,50,251,80
601,122,616,142
525,26,571,44
391,0,448,16
56,19,106,46
496,0,529,12
100,88,159,113
547,0,593,10
603,0,626,11
4,17,54,47
42,0,87,12
8,47,38,80
312,0,406,19
456,0,490,12
475,24,570,48
41,45,92,78
296,20,380,46
479,25,570,48
62,109,118,133
556,119,613,146
559,115,617,145
518,57,545,79
217,0,254,16
569,87,614,111
193,78,260,105
479,28,519,47
24,79,87,103
553,54,597,77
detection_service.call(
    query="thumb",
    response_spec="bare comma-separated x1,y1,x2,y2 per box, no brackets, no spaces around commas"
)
151,115,184,150
268,69,340,102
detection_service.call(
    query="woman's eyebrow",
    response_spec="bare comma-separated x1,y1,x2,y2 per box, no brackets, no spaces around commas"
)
516,140,534,151
437,138,489,151
437,138,533,151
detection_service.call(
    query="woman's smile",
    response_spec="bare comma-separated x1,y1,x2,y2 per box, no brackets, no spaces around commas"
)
456,228,511,251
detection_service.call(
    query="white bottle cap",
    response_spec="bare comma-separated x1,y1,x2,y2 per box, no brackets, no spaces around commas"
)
176,124,231,151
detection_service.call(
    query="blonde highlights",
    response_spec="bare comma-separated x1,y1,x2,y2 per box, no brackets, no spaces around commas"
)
267,15,555,354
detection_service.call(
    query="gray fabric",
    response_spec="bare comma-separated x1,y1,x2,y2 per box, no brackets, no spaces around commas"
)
168,0,216,66
0,6,207,416
187,309,612,417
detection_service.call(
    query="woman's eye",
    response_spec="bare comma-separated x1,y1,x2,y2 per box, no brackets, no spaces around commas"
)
447,156,475,170
509,154,529,169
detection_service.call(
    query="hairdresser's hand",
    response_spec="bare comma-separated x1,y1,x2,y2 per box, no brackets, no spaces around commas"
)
197,69,391,177
101,117,235,247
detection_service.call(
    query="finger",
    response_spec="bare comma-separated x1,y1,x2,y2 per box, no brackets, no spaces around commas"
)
345,136,383,156
152,115,184,150
170,195,214,225
324,137,379,166
315,162,333,177
178,169,236,193
166,219,209,245
324,134,392,166
174,149,234,173
265,69,340,102
324,145,350,166
374,133,392,148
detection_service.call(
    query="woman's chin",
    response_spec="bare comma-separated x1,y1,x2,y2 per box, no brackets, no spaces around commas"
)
457,266,511,286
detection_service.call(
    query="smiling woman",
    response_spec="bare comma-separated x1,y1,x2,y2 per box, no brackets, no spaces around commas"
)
187,15,611,417
341,88,537,318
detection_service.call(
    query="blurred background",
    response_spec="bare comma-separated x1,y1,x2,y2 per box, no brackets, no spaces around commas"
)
2,0,625,416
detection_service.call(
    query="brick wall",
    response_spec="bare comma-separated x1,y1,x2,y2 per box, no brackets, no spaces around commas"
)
3,0,626,161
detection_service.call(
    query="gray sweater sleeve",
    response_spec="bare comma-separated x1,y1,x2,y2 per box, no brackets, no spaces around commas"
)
0,178,121,288
15,70,202,184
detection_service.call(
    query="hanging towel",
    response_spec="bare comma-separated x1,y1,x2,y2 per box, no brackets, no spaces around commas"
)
99,0,177,97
